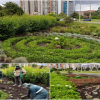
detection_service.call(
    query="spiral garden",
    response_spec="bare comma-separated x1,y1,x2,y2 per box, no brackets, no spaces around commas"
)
1,36,100,63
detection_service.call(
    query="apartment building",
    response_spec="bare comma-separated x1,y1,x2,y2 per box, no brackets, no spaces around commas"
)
20,0,75,16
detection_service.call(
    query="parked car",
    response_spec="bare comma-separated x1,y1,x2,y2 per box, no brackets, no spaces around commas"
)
83,19,91,21
73,18,77,21
60,18,64,21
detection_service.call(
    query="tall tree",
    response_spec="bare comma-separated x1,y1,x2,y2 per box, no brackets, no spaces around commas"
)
3,2,24,16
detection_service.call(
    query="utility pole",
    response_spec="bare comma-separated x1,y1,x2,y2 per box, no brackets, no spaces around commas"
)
90,0,91,19
50,0,51,13
79,0,81,22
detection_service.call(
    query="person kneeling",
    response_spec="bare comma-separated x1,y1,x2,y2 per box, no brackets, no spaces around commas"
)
23,83,48,99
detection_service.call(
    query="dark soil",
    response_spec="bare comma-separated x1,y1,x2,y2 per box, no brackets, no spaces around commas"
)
77,84,100,99
0,77,50,99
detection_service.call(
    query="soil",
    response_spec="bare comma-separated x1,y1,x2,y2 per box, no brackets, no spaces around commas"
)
0,77,50,99
38,43,50,47
77,84,100,99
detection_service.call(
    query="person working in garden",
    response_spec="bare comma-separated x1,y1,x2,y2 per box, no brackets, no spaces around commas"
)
0,71,3,83
23,83,48,99
13,65,26,87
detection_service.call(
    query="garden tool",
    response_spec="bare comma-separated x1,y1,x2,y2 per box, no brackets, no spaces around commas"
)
0,71,3,83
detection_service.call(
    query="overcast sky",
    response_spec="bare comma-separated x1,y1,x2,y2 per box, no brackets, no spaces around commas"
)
0,0,100,11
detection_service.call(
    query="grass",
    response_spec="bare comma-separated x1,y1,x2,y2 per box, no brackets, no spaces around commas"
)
60,71,100,74
80,19,100,22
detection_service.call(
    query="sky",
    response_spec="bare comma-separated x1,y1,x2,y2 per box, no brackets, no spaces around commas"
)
0,0,100,11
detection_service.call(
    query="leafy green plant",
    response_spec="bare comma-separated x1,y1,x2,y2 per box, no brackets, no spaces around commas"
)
0,90,7,99
50,73,81,99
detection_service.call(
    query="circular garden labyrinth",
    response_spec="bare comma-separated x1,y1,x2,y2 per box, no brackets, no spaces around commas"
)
2,36,100,63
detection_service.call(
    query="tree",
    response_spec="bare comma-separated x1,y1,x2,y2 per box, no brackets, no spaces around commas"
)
3,2,24,16
0,5,3,10
70,11,79,18
92,67,97,71
84,12,90,18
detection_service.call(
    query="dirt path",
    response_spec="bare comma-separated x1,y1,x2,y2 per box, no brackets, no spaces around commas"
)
0,77,49,99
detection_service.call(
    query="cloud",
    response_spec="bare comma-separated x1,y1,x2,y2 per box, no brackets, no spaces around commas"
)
75,3,100,11
0,0,20,6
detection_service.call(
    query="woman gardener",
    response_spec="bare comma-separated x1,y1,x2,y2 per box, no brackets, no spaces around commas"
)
13,65,26,87
23,83,48,99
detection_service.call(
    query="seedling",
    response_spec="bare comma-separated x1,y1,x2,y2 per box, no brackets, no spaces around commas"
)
20,93,22,96
7,81,14,85
85,93,88,96
21,96,24,99
86,95,92,99
93,92,98,95
9,87,12,89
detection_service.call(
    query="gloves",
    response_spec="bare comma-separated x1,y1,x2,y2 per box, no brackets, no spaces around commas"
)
24,95,30,97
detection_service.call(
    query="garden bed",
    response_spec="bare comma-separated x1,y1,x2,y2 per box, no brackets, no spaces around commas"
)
77,84,100,99
66,74,100,99
0,77,49,99
2,36,100,63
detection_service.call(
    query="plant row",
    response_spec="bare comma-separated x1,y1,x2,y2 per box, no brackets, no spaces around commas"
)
2,67,49,85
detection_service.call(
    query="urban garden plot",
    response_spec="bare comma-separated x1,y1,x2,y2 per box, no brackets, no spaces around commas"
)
2,36,100,63
0,66,50,99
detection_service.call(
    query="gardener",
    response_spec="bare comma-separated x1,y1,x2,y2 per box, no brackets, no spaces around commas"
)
23,83,48,99
0,71,3,83
13,65,26,87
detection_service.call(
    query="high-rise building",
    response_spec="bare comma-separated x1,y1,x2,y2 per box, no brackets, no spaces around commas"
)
20,0,75,16
58,0,75,16
20,0,57,15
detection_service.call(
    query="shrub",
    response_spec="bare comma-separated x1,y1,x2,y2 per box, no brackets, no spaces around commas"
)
65,16,73,24
86,67,90,71
0,54,7,61
2,67,49,85
92,67,97,71
47,13,58,17
0,15,57,40
97,32,100,37
59,12,66,18
0,17,15,40
50,68,57,73
12,57,28,63
56,21,66,26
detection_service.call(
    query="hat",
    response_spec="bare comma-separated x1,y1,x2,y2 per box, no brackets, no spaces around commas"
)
23,83,30,88
16,65,21,68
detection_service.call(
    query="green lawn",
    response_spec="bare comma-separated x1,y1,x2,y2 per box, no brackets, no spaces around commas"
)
79,19,100,22
60,71,100,74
